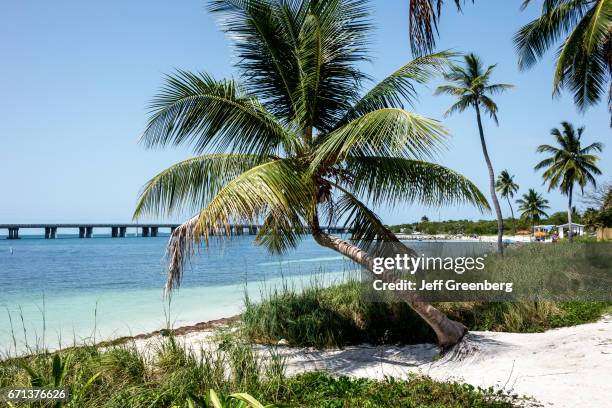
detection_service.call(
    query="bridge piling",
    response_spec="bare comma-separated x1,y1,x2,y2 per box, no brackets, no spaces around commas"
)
7,228,19,239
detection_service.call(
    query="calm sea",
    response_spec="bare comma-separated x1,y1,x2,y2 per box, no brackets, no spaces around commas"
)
0,234,355,354
0,234,493,354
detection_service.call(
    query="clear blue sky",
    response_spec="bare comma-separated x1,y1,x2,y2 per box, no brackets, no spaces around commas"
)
1,0,610,225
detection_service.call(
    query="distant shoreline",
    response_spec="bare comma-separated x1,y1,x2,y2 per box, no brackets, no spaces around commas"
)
396,234,532,243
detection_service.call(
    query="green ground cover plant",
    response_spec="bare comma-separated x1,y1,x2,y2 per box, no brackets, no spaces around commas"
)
0,336,520,408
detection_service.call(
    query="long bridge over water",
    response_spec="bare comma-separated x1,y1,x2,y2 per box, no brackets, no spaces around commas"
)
0,224,349,239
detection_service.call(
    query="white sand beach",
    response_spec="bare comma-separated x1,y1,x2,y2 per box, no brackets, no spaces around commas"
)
133,315,612,408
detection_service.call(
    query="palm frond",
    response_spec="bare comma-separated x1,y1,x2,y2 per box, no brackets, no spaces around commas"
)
553,7,609,110
342,156,490,211
434,85,470,97
582,0,612,55
208,0,301,119
254,208,306,254
478,95,500,124
311,108,447,172
514,0,588,70
164,159,314,293
580,141,604,153
483,83,515,94
408,0,470,56
442,97,473,117
294,0,372,131
134,154,268,219
142,70,296,155
341,51,456,124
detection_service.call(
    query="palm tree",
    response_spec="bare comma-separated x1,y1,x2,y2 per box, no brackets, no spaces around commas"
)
535,122,603,241
435,53,513,253
134,0,489,348
582,207,601,231
408,0,473,55
495,170,520,234
517,189,550,232
515,0,612,126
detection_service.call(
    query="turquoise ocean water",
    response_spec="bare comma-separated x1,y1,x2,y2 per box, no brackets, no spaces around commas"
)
0,234,354,355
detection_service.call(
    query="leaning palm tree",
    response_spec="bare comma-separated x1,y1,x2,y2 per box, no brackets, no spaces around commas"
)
516,189,550,232
435,53,513,253
515,0,612,126
134,0,489,348
495,170,520,234
535,122,603,241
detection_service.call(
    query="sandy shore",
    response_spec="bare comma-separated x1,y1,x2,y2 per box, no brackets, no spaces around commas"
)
132,315,612,408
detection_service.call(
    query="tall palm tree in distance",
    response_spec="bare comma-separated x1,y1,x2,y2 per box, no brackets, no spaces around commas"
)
496,170,520,234
515,0,612,126
517,189,551,232
535,122,603,241
436,53,513,253
134,0,489,348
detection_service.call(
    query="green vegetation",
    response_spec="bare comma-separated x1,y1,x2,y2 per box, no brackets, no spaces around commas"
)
242,281,436,348
389,217,532,235
243,279,611,347
0,337,519,408
387,209,599,235
436,53,513,253
280,372,516,408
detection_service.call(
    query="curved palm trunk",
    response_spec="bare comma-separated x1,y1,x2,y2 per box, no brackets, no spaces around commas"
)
506,196,516,235
310,227,467,349
567,185,574,242
475,104,504,254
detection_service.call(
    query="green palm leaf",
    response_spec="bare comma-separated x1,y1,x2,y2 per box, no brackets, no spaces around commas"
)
342,51,456,123
516,0,611,123
142,70,296,155
134,154,267,219
582,0,612,54
408,0,470,56
343,156,490,210
515,0,588,70
164,159,313,292
311,108,447,172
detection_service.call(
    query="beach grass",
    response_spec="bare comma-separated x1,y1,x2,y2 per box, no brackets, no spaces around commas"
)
243,278,611,346
242,279,436,348
0,335,520,407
